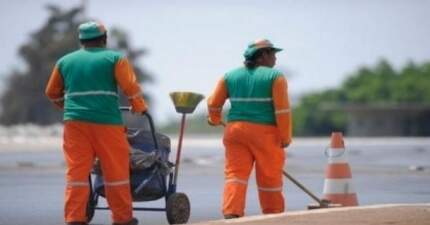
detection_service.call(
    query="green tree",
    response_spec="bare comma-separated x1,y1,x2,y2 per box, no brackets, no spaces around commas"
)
342,60,396,103
293,59,430,136
293,90,347,136
0,4,152,125
391,62,430,102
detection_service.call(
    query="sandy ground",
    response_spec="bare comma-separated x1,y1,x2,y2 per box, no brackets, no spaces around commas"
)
191,204,430,225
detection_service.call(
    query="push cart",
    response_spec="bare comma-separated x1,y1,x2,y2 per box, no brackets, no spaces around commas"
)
86,92,203,224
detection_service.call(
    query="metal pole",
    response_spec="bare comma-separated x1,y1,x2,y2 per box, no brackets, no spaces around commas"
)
282,170,323,205
172,113,186,186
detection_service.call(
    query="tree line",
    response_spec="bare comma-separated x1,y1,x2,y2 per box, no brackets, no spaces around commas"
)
0,4,152,125
161,60,430,135
293,59,430,136
1,5,429,137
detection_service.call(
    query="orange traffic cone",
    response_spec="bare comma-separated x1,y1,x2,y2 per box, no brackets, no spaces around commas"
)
323,132,358,206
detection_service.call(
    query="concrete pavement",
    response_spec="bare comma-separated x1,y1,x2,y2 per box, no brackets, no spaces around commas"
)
190,204,430,225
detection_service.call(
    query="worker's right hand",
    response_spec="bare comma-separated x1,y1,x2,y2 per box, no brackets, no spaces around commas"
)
207,118,219,126
208,118,225,127
131,108,147,115
130,101,148,114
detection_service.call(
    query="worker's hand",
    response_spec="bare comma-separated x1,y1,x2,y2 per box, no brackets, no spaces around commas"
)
207,118,219,126
131,108,147,115
208,118,225,127
139,109,148,115
129,98,148,115
131,102,148,115
53,101,64,110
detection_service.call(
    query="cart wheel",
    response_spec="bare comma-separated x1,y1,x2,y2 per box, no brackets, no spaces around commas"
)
166,192,190,224
86,192,98,222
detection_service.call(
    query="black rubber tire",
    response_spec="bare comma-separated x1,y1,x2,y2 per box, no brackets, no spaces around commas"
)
166,192,190,224
86,192,97,222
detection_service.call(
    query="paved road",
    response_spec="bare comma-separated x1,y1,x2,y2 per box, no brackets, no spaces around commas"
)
1,138,430,225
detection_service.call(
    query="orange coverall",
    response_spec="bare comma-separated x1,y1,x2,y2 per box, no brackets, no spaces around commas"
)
207,76,292,217
45,58,147,223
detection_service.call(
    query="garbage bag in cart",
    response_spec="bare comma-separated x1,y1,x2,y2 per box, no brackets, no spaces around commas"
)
93,129,173,201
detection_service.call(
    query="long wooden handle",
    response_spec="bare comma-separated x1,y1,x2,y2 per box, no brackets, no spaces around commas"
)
282,170,323,204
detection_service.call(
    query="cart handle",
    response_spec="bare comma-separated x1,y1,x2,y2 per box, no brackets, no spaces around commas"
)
119,106,159,150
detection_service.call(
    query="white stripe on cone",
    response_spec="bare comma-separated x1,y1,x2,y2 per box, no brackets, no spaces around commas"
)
323,178,355,194
326,147,348,164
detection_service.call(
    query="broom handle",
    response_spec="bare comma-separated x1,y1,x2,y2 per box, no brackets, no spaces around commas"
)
283,170,323,204
173,113,186,186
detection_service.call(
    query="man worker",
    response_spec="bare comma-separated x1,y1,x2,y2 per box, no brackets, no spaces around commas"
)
207,39,292,219
45,21,146,225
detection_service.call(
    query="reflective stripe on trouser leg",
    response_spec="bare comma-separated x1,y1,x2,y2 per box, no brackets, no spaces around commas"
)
223,179,248,217
63,121,95,223
104,179,132,224
91,123,132,223
251,123,285,214
257,185,285,214
222,125,254,217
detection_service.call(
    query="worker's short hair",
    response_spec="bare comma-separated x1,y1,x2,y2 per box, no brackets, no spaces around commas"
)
79,34,107,45
244,48,274,69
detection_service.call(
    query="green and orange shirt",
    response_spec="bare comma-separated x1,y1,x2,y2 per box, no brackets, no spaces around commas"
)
45,48,147,125
207,66,292,145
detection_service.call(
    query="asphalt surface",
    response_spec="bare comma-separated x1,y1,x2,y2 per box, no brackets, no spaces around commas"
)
1,137,430,225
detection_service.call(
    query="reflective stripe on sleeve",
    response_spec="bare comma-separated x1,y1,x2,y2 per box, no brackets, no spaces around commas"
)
258,186,283,192
208,107,222,112
104,179,130,187
128,92,142,100
65,91,119,98
275,108,290,114
50,97,64,102
225,178,248,185
230,97,272,102
67,181,88,187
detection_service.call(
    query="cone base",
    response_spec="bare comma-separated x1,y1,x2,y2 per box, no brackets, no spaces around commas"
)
324,193,358,206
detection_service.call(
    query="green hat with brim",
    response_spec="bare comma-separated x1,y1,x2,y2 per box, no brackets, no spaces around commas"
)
244,39,282,59
78,21,107,40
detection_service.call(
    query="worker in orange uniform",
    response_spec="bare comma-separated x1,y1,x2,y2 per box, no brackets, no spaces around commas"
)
207,39,292,219
45,21,146,225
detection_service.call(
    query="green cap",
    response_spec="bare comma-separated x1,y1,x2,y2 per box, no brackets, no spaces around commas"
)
78,21,107,40
243,39,282,59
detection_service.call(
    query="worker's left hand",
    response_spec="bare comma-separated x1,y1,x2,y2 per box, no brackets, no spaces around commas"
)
53,101,64,110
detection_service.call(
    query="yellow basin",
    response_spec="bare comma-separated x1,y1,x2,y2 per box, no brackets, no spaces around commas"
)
169,92,205,114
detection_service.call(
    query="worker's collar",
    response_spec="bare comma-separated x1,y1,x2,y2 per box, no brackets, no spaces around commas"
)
81,45,107,52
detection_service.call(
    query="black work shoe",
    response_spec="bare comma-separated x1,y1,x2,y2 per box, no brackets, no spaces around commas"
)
112,217,138,225
66,222,88,225
224,214,240,219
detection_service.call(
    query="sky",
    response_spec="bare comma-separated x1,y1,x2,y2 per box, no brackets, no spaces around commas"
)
1,0,430,124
